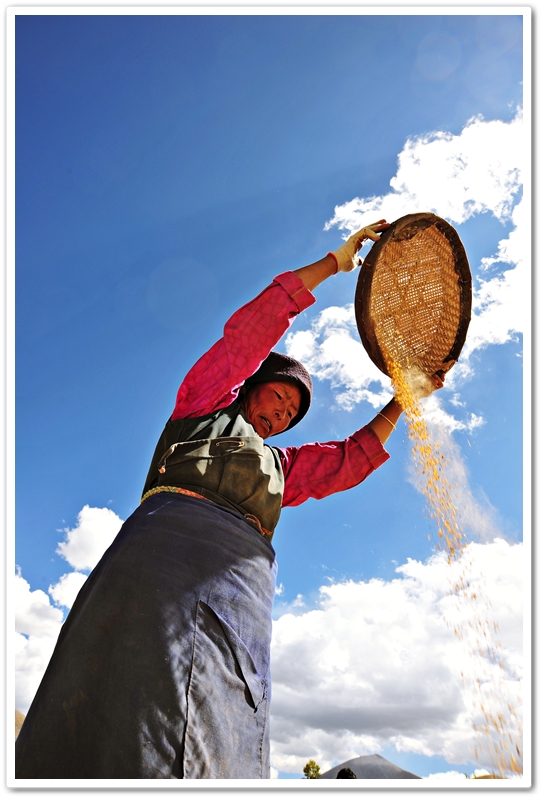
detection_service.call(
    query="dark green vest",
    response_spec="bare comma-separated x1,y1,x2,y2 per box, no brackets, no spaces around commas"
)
142,401,285,539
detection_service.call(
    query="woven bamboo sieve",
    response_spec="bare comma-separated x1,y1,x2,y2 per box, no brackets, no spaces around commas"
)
355,213,472,378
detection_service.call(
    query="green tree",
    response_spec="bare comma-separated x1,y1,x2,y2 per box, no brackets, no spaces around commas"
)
303,759,321,779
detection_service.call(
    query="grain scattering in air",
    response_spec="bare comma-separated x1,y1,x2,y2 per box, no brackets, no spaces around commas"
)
383,345,522,779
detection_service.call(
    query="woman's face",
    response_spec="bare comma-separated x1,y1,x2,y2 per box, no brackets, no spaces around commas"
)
241,381,302,439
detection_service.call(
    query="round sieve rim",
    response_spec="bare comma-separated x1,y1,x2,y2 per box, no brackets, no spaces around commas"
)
354,212,472,377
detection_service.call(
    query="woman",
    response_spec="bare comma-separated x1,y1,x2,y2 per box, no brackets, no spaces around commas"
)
16,221,444,779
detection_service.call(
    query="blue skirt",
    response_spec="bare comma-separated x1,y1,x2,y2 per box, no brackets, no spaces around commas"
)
16,493,278,779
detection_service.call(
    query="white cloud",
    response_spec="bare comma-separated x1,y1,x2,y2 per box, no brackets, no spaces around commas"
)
14,572,64,714
15,506,126,714
49,571,89,609
15,631,61,716
15,571,64,638
270,540,523,777
423,771,469,782
56,504,123,571
285,306,393,410
324,112,523,233
459,196,527,368
422,768,521,783
421,396,484,433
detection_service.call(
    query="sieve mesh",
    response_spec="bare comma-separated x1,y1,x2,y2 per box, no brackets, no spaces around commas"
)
355,213,472,377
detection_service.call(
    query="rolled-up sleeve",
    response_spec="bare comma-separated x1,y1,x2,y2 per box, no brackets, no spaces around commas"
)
276,425,390,507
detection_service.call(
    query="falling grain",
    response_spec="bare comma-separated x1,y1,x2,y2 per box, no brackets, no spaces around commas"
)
384,348,522,778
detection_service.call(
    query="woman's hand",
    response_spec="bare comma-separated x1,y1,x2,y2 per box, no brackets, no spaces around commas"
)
431,370,445,391
408,368,446,400
331,219,390,272
293,219,390,292
369,370,445,445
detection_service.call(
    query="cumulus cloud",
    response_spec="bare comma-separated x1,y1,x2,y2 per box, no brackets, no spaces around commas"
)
48,571,89,610
14,572,64,714
458,194,527,374
56,504,123,571
15,571,64,638
269,540,523,777
422,768,521,782
324,112,523,233
421,396,485,434
423,771,469,782
285,306,392,410
15,506,125,714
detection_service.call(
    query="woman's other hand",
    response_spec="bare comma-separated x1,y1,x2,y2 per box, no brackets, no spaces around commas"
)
431,370,445,391
368,370,445,445
408,368,446,400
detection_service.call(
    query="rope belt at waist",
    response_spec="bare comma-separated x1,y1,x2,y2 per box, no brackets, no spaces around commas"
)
141,485,211,505
140,485,272,539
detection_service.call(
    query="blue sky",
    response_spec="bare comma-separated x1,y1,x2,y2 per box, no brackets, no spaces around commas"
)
12,8,528,786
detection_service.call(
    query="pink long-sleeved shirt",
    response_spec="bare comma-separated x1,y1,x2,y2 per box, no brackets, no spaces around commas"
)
172,271,389,507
